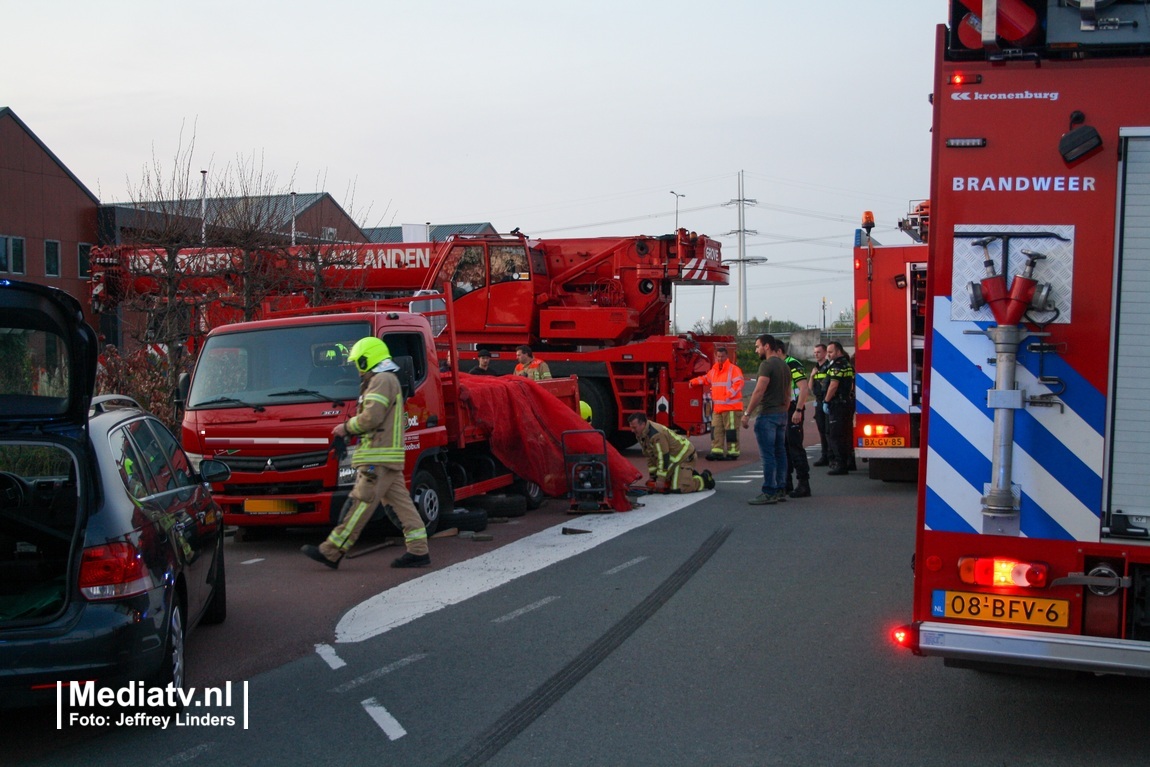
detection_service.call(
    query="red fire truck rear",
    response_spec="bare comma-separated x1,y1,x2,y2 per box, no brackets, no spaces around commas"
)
853,204,928,481
894,1,1150,675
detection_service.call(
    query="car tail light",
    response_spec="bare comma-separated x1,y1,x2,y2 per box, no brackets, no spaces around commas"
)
79,542,152,600
958,556,1048,588
862,424,895,437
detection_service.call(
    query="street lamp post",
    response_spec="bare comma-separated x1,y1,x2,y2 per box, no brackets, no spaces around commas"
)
670,190,684,230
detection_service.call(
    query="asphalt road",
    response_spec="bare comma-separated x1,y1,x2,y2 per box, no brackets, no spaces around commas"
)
10,438,1150,766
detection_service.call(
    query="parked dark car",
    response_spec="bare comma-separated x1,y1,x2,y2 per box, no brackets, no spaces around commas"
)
0,280,231,708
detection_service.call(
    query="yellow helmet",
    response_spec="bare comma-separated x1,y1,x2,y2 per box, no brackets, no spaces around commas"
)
579,400,593,422
348,337,390,374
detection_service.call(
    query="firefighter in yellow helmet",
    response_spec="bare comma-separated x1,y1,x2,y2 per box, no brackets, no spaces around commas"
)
302,336,430,569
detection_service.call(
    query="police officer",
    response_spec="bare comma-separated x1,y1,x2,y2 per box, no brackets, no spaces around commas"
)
302,336,431,569
809,343,831,467
823,341,855,476
627,412,714,493
784,349,812,498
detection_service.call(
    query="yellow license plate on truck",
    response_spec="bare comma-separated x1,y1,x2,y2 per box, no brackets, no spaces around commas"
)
862,437,905,447
243,499,298,514
932,590,1069,628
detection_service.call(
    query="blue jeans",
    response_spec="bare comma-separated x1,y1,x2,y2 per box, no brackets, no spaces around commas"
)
754,412,788,495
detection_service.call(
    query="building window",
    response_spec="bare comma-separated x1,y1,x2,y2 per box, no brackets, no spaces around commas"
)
45,241,60,277
11,237,25,274
78,243,92,278
0,236,25,274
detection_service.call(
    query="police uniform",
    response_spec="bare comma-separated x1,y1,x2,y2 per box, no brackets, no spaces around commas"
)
825,353,855,475
784,355,811,495
809,357,831,466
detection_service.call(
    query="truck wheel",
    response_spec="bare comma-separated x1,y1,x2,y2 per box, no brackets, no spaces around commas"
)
469,492,528,518
410,468,446,536
580,379,628,446
514,478,546,510
440,507,488,533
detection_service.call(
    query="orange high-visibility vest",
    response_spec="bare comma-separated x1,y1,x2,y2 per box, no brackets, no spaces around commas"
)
690,360,744,413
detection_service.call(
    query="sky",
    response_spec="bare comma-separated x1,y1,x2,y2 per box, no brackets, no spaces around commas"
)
4,0,942,331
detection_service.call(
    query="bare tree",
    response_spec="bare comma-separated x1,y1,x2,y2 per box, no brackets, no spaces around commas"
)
117,121,218,396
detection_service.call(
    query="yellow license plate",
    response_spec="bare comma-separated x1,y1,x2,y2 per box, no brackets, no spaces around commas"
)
243,499,298,515
932,590,1069,628
862,437,905,447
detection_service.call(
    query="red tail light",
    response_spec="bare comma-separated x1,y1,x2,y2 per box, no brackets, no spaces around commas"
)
79,542,151,600
891,624,917,650
862,424,895,437
958,556,1048,588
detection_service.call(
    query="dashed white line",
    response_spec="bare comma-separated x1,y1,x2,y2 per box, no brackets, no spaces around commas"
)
603,556,648,575
492,596,559,624
330,653,427,694
315,643,346,670
361,698,407,740
240,558,265,565
157,743,216,765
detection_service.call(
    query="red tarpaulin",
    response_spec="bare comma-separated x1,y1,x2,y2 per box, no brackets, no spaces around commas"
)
457,374,640,511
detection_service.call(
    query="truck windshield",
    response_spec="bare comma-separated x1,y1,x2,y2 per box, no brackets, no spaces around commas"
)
187,321,371,409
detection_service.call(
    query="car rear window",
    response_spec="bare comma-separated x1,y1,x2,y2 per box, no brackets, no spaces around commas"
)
0,326,71,417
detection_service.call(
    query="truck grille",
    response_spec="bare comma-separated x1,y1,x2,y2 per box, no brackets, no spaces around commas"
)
224,480,324,497
215,450,331,473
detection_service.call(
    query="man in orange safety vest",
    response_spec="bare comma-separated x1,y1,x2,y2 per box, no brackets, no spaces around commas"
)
690,346,744,461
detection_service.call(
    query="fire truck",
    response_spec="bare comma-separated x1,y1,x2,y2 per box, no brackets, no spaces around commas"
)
91,230,729,444
177,290,591,533
893,0,1150,675
853,204,928,481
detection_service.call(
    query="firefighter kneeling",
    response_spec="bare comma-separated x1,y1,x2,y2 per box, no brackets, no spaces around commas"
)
627,412,715,493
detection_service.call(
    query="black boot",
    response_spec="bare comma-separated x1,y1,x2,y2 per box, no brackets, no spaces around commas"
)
812,456,829,467
788,481,811,498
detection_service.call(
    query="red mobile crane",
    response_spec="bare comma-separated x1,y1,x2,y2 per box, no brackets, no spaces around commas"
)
893,0,1150,676
91,229,729,444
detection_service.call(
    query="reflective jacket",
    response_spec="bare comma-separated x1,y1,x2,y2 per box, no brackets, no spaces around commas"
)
514,358,552,381
346,369,406,468
638,421,696,479
690,359,745,413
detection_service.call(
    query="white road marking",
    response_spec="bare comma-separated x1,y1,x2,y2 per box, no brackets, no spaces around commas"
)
603,556,648,575
240,558,265,565
330,654,427,694
492,596,560,624
335,493,701,643
718,479,755,484
361,698,407,740
157,743,216,765
314,643,346,670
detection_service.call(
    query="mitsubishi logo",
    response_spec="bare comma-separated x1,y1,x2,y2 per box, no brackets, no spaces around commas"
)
265,458,275,471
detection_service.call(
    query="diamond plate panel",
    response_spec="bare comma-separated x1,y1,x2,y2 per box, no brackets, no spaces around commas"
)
950,224,1074,323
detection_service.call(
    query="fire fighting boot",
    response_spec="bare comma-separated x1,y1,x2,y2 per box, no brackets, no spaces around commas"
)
392,551,431,568
301,544,340,570
705,453,723,461
701,469,715,490
788,481,811,498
